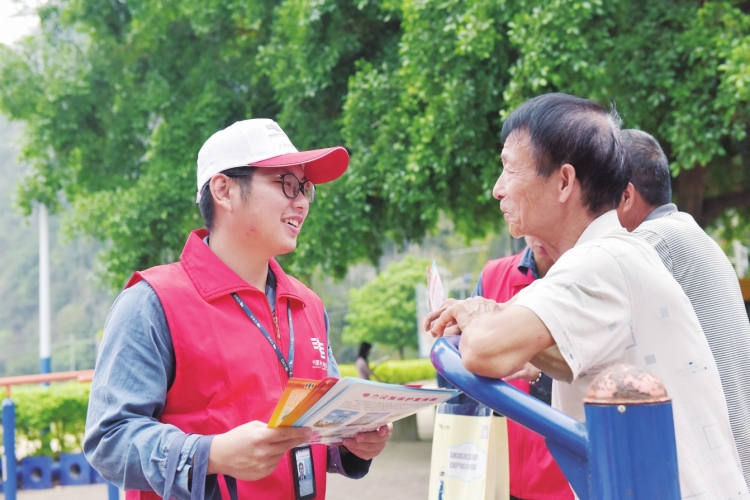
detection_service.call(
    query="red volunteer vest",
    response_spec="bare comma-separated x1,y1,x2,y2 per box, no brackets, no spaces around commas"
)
481,252,573,500
124,229,329,500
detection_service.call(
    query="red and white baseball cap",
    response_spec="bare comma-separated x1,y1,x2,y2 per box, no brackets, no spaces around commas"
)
196,118,349,202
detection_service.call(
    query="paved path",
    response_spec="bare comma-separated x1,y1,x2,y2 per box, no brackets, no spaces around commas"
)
1,484,118,500
327,440,433,499
2,441,433,500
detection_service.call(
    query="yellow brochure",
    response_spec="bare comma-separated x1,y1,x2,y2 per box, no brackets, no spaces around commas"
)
276,377,339,427
268,378,321,427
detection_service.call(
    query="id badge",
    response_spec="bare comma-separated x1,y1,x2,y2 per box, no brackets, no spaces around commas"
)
291,445,316,499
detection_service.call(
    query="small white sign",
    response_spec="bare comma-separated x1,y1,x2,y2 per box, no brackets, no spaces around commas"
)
446,442,487,482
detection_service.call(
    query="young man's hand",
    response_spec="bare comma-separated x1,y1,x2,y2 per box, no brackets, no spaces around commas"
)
208,421,311,481
341,424,392,460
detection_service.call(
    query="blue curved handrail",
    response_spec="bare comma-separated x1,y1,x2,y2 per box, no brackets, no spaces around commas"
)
430,336,587,454
430,336,591,499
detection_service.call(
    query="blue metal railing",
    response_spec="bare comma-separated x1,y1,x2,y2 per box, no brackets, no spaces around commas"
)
431,336,681,499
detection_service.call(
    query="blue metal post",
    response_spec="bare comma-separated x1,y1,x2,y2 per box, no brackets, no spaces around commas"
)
584,365,681,499
107,481,119,500
40,358,51,376
2,397,18,500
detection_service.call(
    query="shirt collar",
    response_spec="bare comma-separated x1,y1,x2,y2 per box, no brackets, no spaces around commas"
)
644,203,678,222
517,247,540,279
575,210,625,247
203,234,277,299
182,228,304,305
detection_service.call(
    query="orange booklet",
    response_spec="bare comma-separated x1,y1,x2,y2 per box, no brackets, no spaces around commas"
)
268,377,339,427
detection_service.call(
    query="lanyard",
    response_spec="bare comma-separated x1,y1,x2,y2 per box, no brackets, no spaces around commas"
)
231,293,294,378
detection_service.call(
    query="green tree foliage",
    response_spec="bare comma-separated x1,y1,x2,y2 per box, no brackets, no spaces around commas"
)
500,0,750,236
342,255,429,358
1,0,749,289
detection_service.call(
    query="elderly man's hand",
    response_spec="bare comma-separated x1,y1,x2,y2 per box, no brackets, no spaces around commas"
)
424,297,505,338
341,423,392,460
422,298,459,336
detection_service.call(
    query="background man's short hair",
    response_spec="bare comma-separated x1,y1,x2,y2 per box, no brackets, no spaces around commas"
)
500,93,628,215
198,167,257,231
620,129,672,207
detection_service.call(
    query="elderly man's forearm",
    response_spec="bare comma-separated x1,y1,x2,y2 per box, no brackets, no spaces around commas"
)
459,306,555,378
531,345,573,383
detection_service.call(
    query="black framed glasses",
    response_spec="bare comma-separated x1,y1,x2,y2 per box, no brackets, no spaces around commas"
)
264,173,315,204
226,171,315,204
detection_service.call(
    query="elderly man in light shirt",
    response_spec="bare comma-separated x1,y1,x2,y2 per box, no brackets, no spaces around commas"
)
426,93,747,498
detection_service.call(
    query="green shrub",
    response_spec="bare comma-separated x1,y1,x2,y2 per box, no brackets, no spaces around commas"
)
338,364,358,378
374,359,436,384
1,383,90,458
339,359,435,384
338,359,436,384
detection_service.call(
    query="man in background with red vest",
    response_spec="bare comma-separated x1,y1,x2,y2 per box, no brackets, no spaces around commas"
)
473,236,572,500
84,119,392,500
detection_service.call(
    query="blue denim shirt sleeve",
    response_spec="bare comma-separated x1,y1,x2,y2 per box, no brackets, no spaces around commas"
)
471,271,484,298
83,280,209,500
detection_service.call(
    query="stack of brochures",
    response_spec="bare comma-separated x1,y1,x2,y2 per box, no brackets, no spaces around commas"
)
268,376,460,444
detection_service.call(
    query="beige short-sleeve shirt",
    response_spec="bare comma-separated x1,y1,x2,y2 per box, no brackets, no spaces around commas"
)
514,210,747,498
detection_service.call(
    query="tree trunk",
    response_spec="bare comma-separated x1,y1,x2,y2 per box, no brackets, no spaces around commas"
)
674,165,707,226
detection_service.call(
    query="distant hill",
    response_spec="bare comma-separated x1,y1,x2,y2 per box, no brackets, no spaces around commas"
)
0,116,114,376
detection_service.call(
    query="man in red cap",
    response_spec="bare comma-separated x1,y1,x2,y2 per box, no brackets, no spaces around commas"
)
85,119,391,500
